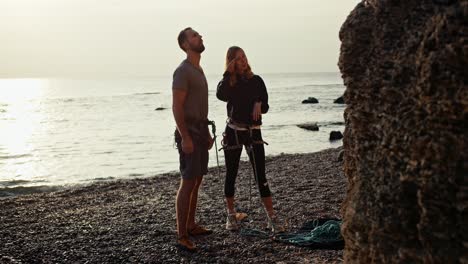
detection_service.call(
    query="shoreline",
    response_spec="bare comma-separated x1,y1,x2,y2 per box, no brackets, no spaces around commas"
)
0,145,343,198
0,147,346,263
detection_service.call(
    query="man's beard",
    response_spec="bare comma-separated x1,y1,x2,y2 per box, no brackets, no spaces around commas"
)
190,43,205,53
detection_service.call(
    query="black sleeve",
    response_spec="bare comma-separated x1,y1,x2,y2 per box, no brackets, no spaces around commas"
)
216,71,232,102
256,76,269,113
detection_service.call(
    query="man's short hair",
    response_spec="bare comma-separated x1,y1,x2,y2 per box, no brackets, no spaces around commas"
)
177,27,192,51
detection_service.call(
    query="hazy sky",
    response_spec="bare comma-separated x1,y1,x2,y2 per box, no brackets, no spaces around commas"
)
1,0,360,77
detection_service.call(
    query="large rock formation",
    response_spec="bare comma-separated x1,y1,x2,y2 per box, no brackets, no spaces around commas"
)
338,0,467,263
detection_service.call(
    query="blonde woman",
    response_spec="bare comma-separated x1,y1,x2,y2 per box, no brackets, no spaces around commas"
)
216,46,283,232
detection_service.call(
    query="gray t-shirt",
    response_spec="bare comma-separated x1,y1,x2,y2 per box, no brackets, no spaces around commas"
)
172,60,208,122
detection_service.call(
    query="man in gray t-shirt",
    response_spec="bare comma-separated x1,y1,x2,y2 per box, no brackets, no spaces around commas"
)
173,60,208,123
172,27,213,251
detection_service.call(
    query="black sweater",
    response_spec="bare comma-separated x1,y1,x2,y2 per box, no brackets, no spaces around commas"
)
216,72,269,125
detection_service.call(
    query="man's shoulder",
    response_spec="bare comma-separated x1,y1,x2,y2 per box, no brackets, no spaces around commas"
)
174,60,190,74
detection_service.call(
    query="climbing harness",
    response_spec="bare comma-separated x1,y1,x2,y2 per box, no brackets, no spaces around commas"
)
207,120,221,178
220,118,275,233
214,119,344,247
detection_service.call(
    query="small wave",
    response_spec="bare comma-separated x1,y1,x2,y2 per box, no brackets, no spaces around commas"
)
319,121,345,126
0,109,6,113
0,185,61,198
302,83,344,87
134,92,160,95
264,124,291,129
0,179,33,187
101,163,123,167
41,119,69,124
0,154,32,160
94,151,114,155
89,177,115,181
129,173,144,177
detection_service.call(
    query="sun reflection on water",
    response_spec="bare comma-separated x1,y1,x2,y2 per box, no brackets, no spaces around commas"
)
0,79,47,182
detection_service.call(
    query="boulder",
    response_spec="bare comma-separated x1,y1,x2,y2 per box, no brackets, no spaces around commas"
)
155,107,166,111
338,1,466,263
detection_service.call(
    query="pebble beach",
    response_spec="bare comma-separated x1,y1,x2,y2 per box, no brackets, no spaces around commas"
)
0,147,346,263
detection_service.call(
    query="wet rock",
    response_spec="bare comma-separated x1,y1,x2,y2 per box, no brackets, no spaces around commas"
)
297,123,319,131
329,131,343,141
301,97,319,104
333,96,345,104
155,107,166,111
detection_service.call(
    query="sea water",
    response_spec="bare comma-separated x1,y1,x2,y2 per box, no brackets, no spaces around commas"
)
0,72,345,195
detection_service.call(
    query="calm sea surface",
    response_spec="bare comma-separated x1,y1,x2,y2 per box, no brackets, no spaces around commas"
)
0,72,345,195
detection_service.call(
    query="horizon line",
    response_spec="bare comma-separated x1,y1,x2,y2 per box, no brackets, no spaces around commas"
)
0,71,341,80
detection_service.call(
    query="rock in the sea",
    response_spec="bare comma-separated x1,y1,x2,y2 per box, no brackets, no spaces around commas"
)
301,97,319,104
329,131,343,141
338,0,466,263
297,123,319,131
155,107,166,111
333,96,345,104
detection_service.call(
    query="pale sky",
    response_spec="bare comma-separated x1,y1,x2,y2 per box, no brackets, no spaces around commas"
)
0,0,360,77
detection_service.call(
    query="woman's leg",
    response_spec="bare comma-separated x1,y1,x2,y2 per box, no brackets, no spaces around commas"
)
261,196,275,218
223,127,243,214
225,197,236,214
247,129,274,216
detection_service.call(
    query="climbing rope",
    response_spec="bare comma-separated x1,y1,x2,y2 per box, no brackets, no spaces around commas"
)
240,219,344,249
207,120,221,178
275,219,343,247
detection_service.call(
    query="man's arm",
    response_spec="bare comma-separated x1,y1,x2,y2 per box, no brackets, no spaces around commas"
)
172,89,193,154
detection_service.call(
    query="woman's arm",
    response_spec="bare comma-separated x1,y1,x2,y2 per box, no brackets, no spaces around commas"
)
257,76,269,113
216,72,232,102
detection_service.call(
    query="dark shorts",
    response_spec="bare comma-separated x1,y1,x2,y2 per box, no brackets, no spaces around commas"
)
175,129,209,179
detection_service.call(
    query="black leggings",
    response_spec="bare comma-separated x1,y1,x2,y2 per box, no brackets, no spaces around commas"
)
223,126,271,198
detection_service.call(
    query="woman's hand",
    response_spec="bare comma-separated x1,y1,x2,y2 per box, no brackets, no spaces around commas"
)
252,102,262,121
226,58,237,74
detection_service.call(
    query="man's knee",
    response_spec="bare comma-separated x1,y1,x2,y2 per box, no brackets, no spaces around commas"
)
180,178,196,191
194,176,203,188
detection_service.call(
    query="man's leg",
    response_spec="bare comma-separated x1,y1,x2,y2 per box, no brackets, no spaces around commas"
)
176,178,196,238
187,175,203,230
